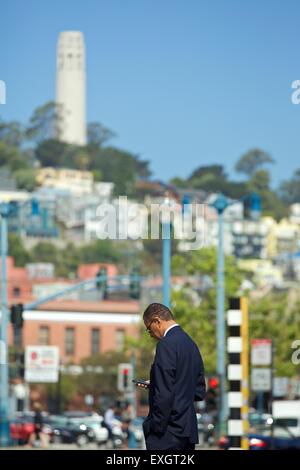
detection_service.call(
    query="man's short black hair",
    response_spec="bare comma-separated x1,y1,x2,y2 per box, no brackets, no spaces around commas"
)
143,303,174,322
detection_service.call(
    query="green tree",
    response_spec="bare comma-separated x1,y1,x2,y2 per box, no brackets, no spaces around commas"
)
247,170,287,219
279,169,300,204
8,233,31,266
29,240,122,278
78,351,130,399
87,122,116,147
14,168,37,191
249,294,300,376
35,138,70,167
169,177,187,188
45,374,77,411
26,101,63,144
188,165,228,193
235,148,274,176
88,147,141,196
171,247,243,373
0,141,28,172
31,241,60,264
0,120,24,148
78,240,121,265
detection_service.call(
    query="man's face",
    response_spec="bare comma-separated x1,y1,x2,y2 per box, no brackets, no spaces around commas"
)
144,316,163,340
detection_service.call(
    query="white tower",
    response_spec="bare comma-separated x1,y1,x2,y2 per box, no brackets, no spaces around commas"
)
56,31,86,146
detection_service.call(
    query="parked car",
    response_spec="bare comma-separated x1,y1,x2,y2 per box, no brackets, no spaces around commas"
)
218,424,300,450
67,415,109,447
249,411,272,429
45,415,95,447
10,416,35,445
10,412,51,446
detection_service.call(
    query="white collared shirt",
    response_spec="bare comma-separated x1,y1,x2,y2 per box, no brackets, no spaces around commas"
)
164,323,179,337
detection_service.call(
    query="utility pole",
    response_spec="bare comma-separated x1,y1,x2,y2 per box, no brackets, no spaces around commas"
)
0,203,13,447
162,196,171,307
210,194,231,435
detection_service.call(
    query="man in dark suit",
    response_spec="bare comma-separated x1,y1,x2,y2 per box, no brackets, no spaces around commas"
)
141,303,206,451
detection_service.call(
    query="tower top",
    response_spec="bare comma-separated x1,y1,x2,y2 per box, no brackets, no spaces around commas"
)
57,31,85,48
58,30,84,38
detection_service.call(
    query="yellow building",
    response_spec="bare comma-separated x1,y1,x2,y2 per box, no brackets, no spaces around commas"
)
238,258,283,286
263,217,300,258
36,167,94,195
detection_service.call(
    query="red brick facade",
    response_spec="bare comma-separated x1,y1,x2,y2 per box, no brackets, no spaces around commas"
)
8,299,141,363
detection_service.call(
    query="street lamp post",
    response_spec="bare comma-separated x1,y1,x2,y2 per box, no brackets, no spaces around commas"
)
162,197,171,308
0,203,13,447
210,194,231,435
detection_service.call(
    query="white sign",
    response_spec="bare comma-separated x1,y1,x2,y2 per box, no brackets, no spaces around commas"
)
26,263,55,279
251,339,272,366
251,368,272,392
273,377,289,397
25,346,59,383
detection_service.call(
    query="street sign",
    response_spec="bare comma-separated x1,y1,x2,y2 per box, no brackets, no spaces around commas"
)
25,346,59,383
251,368,272,392
251,339,272,366
273,377,289,397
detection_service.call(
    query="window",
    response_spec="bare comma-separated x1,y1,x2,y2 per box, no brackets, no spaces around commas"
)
38,326,50,346
115,329,125,352
13,287,21,298
65,327,75,355
91,328,100,355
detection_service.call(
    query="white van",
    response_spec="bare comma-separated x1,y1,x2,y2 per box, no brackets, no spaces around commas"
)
272,400,300,437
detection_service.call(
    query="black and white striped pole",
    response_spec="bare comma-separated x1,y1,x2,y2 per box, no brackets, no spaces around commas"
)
227,297,249,450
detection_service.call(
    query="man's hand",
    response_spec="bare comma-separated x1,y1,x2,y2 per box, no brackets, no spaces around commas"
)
136,380,150,389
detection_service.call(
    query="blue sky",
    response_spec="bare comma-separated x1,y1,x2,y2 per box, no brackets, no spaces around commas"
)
1,0,300,186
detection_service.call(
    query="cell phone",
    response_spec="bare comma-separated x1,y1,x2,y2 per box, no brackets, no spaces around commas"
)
132,379,149,388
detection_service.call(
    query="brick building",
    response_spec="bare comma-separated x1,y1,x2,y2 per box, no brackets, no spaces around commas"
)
8,299,141,363
5,258,141,362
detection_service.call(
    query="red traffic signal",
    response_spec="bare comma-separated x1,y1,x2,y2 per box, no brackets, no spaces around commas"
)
208,377,219,389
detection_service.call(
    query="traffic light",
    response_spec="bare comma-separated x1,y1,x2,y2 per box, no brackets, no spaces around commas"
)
129,267,141,300
10,303,24,329
208,376,219,389
117,363,133,393
96,267,108,299
205,376,219,414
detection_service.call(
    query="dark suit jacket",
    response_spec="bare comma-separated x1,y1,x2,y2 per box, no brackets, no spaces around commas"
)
143,325,206,448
